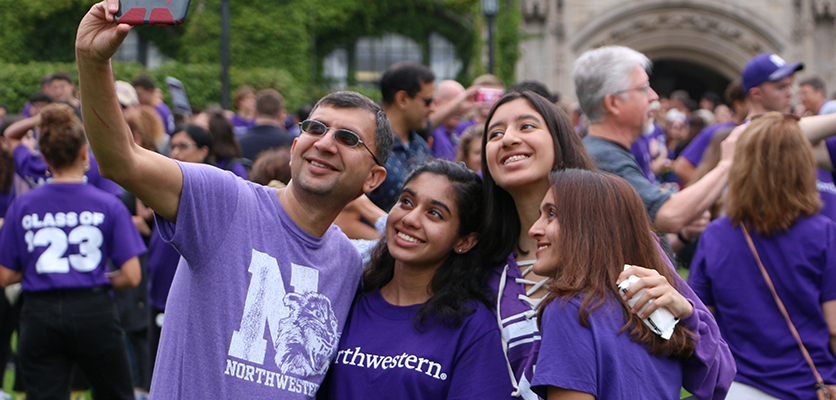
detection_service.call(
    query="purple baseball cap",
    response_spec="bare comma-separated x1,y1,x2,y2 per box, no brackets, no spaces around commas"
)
742,53,804,93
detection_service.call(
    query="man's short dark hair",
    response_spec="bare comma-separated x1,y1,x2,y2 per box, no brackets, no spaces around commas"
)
296,104,312,122
255,89,285,118
40,74,53,87
725,79,745,105
508,81,557,103
379,61,435,105
312,91,394,166
30,91,52,104
132,74,157,91
701,92,722,108
800,76,826,93
50,72,74,85
670,90,690,104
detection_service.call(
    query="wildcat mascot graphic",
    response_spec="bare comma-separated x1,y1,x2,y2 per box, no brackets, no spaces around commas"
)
274,292,339,377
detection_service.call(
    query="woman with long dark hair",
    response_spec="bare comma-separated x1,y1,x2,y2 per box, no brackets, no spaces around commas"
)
480,90,733,398
690,112,836,399
321,160,513,399
0,103,145,399
529,169,695,399
207,111,248,179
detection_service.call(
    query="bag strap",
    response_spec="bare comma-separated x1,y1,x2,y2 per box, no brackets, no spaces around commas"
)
741,223,830,399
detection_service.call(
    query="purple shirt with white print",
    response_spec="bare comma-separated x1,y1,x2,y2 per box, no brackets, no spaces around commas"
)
149,162,362,399
320,289,515,400
0,182,145,292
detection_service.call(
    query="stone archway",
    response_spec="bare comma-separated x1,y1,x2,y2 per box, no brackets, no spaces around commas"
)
523,0,795,100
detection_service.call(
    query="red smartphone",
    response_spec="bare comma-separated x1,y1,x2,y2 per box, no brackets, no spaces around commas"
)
115,0,191,26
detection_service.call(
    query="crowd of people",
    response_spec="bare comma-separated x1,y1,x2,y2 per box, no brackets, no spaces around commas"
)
1,0,836,398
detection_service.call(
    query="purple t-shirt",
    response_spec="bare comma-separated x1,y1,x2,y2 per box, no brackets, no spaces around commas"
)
12,145,122,197
679,120,737,167
149,162,363,399
146,225,180,311
215,157,249,180
430,120,475,162
21,102,32,118
0,190,14,219
630,123,666,183
490,242,735,399
155,102,176,136
531,296,683,399
689,215,836,398
630,134,655,183
816,169,836,223
232,113,257,137
0,183,146,292
321,289,514,400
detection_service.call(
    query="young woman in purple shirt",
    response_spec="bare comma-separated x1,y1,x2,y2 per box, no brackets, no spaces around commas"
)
0,103,146,400
690,112,836,399
480,90,734,399
321,160,514,400
528,169,696,399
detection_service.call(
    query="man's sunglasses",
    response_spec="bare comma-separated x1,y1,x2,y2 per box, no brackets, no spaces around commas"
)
299,120,382,166
415,95,434,107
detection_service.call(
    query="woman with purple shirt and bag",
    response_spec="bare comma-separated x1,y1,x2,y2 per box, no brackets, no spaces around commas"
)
690,112,836,399
0,103,146,399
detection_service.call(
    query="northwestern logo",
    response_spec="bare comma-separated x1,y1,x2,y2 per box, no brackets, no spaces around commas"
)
228,250,336,380
332,346,448,381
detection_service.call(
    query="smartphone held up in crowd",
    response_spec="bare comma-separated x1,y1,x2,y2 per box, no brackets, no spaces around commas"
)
115,0,191,26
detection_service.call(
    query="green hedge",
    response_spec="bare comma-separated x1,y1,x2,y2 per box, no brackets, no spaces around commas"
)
0,61,316,114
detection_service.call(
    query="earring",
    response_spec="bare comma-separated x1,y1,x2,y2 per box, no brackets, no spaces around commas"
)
457,249,463,253
83,161,90,172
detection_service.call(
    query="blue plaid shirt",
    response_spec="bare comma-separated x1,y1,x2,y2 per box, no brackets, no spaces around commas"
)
367,131,433,211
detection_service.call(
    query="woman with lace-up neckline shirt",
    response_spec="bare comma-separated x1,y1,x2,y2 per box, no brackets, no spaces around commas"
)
479,90,735,399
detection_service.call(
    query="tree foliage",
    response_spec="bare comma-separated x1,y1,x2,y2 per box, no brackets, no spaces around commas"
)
0,0,521,107
0,0,93,63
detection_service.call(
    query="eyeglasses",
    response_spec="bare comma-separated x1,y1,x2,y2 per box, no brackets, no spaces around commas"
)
613,82,651,96
170,142,195,151
299,119,382,166
415,95,434,107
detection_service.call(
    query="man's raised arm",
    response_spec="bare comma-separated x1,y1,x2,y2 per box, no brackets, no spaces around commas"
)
76,0,181,221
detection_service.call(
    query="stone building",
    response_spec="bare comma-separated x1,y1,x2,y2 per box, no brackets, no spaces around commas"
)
516,0,836,101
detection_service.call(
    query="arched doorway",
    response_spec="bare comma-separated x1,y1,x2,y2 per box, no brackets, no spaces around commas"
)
555,0,788,101
651,59,732,102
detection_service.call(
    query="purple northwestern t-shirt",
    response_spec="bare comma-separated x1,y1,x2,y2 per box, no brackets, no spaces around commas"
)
155,102,176,136
146,225,180,311
0,183,146,292
12,145,122,197
321,289,514,400
149,162,363,399
689,215,836,399
679,120,737,167
531,296,683,399
232,113,257,137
